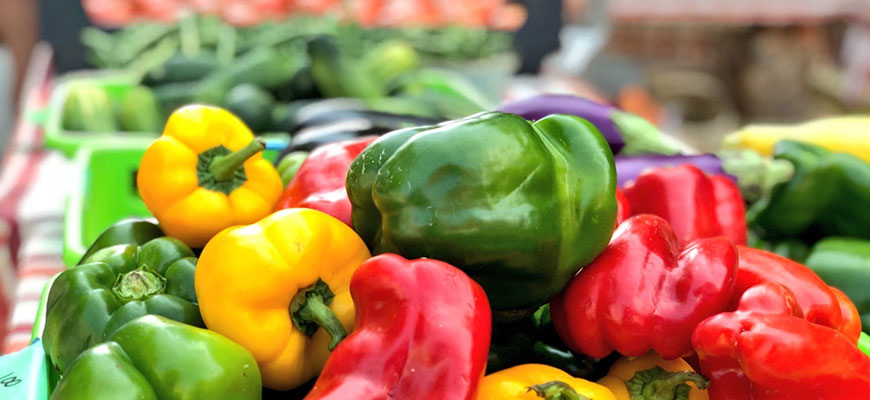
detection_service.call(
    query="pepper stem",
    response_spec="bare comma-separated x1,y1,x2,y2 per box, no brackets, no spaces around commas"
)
112,267,166,302
208,139,264,181
625,366,710,400
290,279,347,350
527,381,590,400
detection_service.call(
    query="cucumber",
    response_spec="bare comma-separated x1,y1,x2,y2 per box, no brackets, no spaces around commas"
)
118,86,164,133
144,53,220,86
308,36,383,99
223,84,275,133
62,83,118,133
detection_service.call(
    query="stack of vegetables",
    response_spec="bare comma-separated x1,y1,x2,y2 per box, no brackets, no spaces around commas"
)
41,93,870,399
62,15,511,138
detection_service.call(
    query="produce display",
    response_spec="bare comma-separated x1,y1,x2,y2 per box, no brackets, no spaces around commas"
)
8,13,870,400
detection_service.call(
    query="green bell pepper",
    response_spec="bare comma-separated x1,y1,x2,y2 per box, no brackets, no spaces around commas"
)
749,140,870,241
805,237,870,333
488,305,617,378
51,315,261,400
78,220,164,265
347,112,616,310
43,237,202,373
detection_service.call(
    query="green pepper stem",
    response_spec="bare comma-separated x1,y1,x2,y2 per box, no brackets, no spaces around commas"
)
527,381,590,400
112,267,166,302
290,279,347,350
208,139,264,181
625,366,710,400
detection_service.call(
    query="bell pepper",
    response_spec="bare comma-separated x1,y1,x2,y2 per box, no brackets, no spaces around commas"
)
723,116,870,162
732,245,861,342
195,208,370,390
304,254,491,399
275,136,377,226
615,188,630,226
77,219,164,264
138,105,283,248
346,112,617,310
692,282,870,399
597,354,709,400
50,315,261,400
749,140,870,241
43,237,201,373
805,237,870,333
550,215,737,359
615,153,729,187
276,151,309,186
498,94,680,155
624,164,747,245
477,364,617,400
488,304,617,378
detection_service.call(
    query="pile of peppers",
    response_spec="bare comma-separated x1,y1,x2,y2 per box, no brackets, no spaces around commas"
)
39,101,870,400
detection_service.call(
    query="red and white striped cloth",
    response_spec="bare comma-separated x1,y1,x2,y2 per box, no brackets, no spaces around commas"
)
0,44,70,354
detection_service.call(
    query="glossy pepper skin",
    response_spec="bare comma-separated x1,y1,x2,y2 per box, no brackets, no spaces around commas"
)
615,188,630,226
43,237,201,373
805,237,870,333
77,219,163,264
624,164,747,245
196,208,370,390
275,136,377,226
598,354,709,400
304,254,491,400
347,112,617,310
138,105,283,248
51,316,261,400
692,282,870,400
477,364,616,400
732,245,861,342
551,215,737,359
750,140,870,240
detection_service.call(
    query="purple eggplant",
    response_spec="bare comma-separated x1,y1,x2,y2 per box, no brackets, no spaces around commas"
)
615,153,734,187
498,94,679,156
499,94,626,153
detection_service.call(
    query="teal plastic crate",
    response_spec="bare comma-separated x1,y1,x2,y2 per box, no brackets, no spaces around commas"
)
43,71,158,158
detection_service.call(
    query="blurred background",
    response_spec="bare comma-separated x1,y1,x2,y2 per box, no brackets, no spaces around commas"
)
3,0,870,152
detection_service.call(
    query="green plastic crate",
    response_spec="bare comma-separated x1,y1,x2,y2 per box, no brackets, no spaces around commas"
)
43,71,158,158
62,139,283,267
62,139,155,267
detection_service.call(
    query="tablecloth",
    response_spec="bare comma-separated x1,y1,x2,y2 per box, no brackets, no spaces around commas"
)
0,44,70,354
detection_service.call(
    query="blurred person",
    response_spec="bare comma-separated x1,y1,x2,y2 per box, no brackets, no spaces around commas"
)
0,0,38,108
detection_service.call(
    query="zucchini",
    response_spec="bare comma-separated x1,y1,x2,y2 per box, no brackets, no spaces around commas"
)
62,83,118,133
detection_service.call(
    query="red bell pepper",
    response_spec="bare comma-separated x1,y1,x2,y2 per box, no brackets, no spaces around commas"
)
615,187,630,226
550,214,737,359
831,286,863,341
275,136,377,226
693,282,870,400
624,164,747,245
732,246,860,342
304,253,491,400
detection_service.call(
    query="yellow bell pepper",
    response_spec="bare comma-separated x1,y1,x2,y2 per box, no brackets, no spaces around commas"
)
195,208,371,390
138,105,282,248
477,364,617,400
597,353,709,400
723,116,870,162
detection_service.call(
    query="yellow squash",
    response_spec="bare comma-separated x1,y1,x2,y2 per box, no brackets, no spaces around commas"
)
598,353,709,400
477,364,616,400
195,208,371,390
723,116,870,162
138,105,282,248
